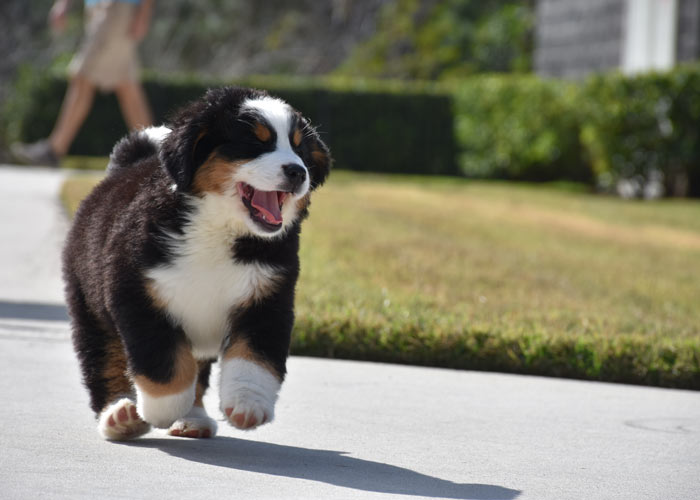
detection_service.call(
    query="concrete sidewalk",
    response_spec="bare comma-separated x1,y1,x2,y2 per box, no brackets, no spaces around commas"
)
1,165,698,500
0,165,68,305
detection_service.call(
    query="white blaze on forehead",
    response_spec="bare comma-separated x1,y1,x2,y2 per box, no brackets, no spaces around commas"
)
234,95,309,199
241,97,293,148
234,95,310,236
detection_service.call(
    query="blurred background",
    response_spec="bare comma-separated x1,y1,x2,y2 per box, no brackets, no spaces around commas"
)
3,0,700,197
1,0,699,389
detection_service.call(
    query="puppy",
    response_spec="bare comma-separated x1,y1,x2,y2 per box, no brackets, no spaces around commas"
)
63,87,331,440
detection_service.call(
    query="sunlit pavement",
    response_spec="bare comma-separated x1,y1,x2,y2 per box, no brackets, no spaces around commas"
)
1,164,698,500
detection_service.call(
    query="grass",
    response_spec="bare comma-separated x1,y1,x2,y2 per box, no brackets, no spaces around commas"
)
60,167,700,389
61,155,112,171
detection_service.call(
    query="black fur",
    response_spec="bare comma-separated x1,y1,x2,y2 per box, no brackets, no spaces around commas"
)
107,132,158,172
63,87,331,418
64,156,193,409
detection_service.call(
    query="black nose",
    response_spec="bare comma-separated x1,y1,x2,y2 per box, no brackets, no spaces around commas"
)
282,163,307,191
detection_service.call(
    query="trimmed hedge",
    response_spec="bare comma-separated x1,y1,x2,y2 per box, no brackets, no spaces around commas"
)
581,64,700,197
453,75,592,182
9,64,700,196
451,65,700,196
9,71,459,176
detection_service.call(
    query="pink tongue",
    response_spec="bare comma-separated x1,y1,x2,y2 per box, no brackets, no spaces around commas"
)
250,189,282,224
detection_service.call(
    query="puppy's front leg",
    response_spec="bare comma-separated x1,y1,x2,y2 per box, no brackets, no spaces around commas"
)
219,338,285,430
131,344,198,428
113,284,198,429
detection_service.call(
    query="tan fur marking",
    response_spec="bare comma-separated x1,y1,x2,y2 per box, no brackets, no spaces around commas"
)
194,384,205,408
194,360,210,408
254,122,272,142
193,130,208,152
296,193,311,212
102,338,132,404
292,128,302,147
232,271,281,309
194,383,206,408
192,155,245,195
133,346,197,397
223,338,281,382
311,149,328,165
223,338,257,362
144,279,168,310
252,273,280,305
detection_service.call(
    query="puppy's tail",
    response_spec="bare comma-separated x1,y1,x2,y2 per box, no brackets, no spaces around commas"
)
107,126,171,173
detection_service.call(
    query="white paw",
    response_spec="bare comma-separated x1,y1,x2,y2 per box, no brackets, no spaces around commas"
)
219,358,281,430
168,406,217,438
135,381,196,429
98,398,151,441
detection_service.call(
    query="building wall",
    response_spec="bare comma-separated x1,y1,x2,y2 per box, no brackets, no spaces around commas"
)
534,0,625,79
677,0,700,62
535,0,700,78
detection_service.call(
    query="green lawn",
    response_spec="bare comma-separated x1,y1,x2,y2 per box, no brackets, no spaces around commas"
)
60,168,700,389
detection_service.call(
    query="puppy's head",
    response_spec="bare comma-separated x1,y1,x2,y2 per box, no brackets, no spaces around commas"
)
160,87,331,237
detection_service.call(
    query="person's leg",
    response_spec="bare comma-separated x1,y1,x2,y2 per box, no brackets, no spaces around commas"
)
115,80,153,130
48,74,97,157
10,74,96,166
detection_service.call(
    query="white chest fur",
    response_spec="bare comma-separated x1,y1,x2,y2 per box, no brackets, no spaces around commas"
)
146,195,279,359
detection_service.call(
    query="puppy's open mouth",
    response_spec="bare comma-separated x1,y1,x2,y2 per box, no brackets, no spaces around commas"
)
237,182,291,232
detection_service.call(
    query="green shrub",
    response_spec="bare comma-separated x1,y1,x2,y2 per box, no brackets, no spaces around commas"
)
453,75,592,182
11,72,459,176
336,1,534,80
581,64,700,197
11,65,700,195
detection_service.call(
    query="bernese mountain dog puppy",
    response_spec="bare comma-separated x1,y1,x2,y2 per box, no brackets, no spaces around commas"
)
63,87,331,440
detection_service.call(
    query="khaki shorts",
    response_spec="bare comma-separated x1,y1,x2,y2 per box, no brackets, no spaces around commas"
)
69,2,140,91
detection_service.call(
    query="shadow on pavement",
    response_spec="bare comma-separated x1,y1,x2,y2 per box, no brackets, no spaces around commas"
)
131,436,520,500
0,301,69,321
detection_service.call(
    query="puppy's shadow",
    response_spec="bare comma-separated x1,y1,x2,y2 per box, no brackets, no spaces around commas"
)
130,436,520,500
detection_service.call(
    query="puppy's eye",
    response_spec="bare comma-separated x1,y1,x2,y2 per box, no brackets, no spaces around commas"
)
253,123,272,143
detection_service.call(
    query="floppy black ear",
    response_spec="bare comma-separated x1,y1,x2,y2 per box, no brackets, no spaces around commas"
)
159,100,217,191
307,134,332,190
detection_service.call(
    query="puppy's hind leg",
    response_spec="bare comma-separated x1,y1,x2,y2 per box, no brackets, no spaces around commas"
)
96,339,151,440
168,359,218,438
98,398,151,441
67,284,151,440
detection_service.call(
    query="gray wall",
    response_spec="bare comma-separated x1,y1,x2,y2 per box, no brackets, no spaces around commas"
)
677,0,700,62
535,0,625,79
536,0,700,79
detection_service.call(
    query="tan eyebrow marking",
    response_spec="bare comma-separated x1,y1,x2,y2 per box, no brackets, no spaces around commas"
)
292,128,303,147
254,122,272,142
